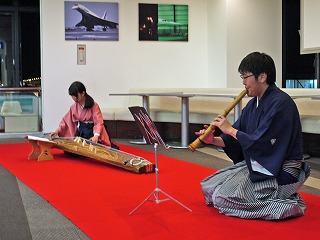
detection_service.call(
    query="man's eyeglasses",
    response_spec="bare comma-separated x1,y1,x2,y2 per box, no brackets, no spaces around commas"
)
240,74,254,80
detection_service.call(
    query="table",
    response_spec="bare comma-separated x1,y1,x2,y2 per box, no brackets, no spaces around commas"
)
189,93,247,122
311,96,320,100
169,93,195,148
109,92,183,112
109,91,248,148
109,92,192,148
290,95,320,99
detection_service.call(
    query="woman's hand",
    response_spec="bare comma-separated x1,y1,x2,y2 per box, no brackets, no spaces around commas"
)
90,135,99,143
50,131,58,139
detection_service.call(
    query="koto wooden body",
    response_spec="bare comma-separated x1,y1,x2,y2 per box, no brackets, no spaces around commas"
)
27,136,154,174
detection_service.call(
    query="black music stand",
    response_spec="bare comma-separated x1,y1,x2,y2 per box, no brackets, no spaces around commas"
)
128,106,192,215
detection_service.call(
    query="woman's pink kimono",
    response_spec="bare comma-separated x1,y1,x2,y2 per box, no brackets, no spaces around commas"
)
56,102,111,146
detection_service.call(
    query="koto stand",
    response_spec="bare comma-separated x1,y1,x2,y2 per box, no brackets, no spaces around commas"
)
128,106,192,215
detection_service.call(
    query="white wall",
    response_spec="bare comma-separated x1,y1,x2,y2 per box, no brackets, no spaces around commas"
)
227,0,282,87
300,0,320,54
207,0,227,87
41,0,282,132
207,0,282,88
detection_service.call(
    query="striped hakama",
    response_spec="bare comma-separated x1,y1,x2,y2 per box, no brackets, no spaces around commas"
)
201,161,310,220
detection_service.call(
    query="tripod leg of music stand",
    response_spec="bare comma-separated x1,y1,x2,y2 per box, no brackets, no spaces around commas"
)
129,188,192,215
129,190,156,215
158,189,192,212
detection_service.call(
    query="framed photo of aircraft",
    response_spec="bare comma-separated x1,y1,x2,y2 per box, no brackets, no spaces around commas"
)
139,3,189,41
64,1,119,41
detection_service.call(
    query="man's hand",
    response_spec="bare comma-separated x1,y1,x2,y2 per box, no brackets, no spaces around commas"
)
211,115,238,139
195,124,215,144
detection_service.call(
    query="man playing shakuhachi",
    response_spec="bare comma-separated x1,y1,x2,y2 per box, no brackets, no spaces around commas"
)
196,52,310,220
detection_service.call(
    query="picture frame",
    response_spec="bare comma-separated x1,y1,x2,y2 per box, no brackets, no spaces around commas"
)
139,3,189,41
65,1,119,41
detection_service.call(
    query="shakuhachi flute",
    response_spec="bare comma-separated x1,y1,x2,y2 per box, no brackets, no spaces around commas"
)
188,89,247,152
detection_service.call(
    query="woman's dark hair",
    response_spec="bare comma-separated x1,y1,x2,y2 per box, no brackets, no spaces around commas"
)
68,81,94,108
238,52,276,84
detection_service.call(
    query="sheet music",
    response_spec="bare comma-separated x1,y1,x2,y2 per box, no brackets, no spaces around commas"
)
129,106,168,147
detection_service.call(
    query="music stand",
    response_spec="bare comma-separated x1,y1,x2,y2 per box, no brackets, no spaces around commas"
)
128,106,192,215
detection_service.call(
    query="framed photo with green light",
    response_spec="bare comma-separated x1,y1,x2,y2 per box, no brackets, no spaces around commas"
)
139,3,188,41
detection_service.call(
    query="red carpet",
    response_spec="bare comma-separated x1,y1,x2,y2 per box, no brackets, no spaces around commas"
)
0,142,319,240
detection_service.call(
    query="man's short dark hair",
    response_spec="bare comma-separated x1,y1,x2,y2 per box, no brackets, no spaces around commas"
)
238,52,276,84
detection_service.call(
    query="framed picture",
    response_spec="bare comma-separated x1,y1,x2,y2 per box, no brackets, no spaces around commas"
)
65,1,119,41
139,3,188,41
